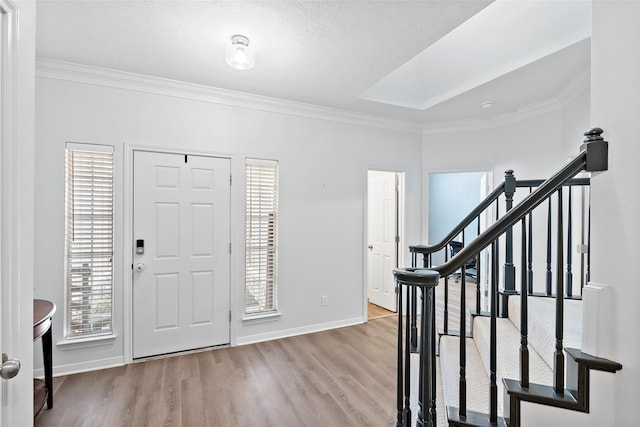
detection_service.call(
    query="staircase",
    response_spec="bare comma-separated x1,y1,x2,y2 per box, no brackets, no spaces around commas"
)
393,128,623,427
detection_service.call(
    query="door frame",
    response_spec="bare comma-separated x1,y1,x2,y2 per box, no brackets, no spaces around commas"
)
0,0,33,424
123,144,235,363
363,168,405,321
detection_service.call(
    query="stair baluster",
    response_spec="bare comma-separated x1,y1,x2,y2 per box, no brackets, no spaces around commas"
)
404,279,412,426
554,188,565,394
546,199,553,296
396,280,404,427
476,216,482,315
586,202,591,283
520,217,530,388
489,241,498,423
527,189,533,295
459,250,467,418
444,243,450,335
566,186,573,297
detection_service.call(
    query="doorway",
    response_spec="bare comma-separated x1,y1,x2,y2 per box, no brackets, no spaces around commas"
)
132,150,231,358
366,170,404,316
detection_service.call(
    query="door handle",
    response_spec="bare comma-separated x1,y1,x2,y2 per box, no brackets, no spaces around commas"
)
135,263,145,272
368,245,373,250
0,353,20,380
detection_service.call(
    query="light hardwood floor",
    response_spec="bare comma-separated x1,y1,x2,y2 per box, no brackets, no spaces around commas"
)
36,278,478,427
35,318,399,427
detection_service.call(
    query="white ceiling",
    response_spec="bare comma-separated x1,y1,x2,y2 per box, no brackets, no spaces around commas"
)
36,0,591,125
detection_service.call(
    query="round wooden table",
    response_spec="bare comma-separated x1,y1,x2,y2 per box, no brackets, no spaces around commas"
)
33,299,55,418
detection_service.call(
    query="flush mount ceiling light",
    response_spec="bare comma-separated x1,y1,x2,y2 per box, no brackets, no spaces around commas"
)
225,35,255,71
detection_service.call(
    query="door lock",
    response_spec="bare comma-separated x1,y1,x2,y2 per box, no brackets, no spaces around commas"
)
136,239,145,255
0,353,20,380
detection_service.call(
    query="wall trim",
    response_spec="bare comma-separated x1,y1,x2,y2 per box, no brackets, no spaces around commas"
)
422,71,590,135
35,57,590,137
35,356,125,378
35,57,423,134
422,98,563,134
236,317,364,346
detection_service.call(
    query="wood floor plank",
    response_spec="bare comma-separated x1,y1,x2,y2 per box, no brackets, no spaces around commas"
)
34,280,476,427
35,319,398,427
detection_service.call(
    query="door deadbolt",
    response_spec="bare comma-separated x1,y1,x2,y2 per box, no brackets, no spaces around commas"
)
136,239,144,255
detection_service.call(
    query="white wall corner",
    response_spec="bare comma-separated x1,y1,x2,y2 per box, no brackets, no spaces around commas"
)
581,282,612,359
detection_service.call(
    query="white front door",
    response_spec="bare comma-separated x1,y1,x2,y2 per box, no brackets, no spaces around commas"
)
133,151,231,358
367,171,398,312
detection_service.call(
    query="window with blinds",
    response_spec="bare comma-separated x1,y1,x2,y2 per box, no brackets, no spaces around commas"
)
245,158,279,315
64,144,114,339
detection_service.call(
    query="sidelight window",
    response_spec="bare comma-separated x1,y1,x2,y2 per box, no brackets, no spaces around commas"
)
64,143,114,339
245,158,279,315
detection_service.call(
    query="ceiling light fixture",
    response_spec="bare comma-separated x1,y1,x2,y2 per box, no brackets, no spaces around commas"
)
225,35,255,71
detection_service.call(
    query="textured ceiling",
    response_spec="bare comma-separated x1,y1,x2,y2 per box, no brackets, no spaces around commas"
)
36,0,590,125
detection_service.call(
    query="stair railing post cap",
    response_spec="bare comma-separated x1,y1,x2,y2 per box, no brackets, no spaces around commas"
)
392,268,440,287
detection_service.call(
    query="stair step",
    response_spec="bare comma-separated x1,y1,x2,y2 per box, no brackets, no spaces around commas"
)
508,296,582,370
440,336,491,415
473,316,553,414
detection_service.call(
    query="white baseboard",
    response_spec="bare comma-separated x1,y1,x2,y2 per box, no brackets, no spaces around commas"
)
236,317,365,346
34,356,125,378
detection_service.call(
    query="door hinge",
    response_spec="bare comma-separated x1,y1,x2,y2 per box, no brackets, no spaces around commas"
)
184,154,188,163
395,235,400,244
395,286,399,294
229,242,232,254
229,310,232,321
230,174,232,186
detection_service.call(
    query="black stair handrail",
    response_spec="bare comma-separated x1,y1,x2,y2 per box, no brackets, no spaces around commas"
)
411,177,590,259
410,180,508,256
433,128,607,278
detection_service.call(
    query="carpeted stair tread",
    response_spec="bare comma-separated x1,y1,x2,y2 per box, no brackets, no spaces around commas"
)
472,315,552,415
440,335,491,415
508,296,582,370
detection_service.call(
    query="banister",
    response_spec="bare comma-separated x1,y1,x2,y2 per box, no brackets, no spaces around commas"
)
434,127,607,278
516,177,590,188
410,181,507,255
410,178,589,257
435,153,586,277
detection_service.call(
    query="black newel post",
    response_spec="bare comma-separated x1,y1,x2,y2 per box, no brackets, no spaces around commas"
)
501,169,517,317
393,268,440,427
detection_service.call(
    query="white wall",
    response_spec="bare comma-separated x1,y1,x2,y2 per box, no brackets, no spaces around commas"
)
562,87,591,159
33,70,423,374
591,3,640,426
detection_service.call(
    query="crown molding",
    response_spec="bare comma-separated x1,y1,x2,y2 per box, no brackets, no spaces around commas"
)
421,71,591,135
421,98,564,134
36,58,423,134
556,69,590,106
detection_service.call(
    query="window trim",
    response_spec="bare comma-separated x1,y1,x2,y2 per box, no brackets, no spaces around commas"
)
63,143,115,340
244,158,279,317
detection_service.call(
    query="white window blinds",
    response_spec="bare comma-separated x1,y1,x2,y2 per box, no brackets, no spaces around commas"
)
245,158,279,315
64,145,114,339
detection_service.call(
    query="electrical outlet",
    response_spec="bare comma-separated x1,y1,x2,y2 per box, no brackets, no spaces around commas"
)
321,295,329,306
